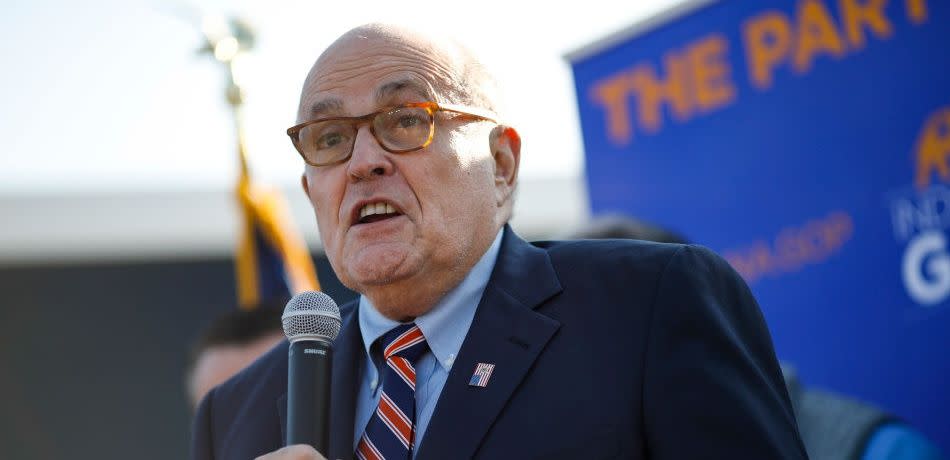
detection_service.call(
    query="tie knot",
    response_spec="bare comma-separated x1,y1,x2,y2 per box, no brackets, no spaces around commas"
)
380,323,428,363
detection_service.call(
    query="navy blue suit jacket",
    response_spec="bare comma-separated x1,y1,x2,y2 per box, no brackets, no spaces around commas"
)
192,227,808,459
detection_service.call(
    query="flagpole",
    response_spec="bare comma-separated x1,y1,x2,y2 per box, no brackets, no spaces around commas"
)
198,16,254,179
195,17,321,307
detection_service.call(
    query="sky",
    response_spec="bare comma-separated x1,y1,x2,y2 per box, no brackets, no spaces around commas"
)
0,0,680,194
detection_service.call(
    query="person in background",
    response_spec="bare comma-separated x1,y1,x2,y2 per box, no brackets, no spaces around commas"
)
570,214,945,460
567,213,689,243
185,301,286,410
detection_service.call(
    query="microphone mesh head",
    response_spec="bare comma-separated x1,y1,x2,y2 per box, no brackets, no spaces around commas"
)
281,291,342,342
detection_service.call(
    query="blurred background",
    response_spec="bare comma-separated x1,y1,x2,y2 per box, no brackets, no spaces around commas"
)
1,0,947,458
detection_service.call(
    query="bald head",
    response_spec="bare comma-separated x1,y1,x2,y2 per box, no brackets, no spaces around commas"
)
294,23,521,320
298,23,503,122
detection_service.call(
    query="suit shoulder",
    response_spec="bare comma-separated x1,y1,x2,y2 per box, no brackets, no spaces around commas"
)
527,239,688,311
533,238,687,273
660,243,749,295
212,339,289,404
532,240,742,309
538,239,733,274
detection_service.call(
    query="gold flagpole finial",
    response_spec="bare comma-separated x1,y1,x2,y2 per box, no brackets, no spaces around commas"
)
198,15,255,177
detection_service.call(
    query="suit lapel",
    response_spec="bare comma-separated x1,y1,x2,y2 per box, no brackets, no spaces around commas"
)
278,301,363,460
327,304,362,460
416,227,562,460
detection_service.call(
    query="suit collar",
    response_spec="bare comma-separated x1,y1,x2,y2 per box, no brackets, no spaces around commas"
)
485,225,562,311
415,225,563,460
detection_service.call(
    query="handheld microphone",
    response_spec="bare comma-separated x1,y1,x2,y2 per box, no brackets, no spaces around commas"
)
281,291,342,454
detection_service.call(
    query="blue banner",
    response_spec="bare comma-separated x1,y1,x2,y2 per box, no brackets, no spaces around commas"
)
570,0,949,449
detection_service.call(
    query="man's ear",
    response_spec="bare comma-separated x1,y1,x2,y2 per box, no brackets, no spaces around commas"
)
489,125,521,204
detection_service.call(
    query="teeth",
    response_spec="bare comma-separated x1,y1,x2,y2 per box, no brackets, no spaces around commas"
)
359,202,398,219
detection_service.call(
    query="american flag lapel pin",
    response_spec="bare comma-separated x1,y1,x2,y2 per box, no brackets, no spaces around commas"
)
469,362,495,387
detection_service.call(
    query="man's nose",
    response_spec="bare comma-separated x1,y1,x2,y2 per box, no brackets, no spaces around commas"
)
346,125,393,181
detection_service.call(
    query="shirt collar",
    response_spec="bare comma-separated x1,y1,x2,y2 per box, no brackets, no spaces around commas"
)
358,229,504,371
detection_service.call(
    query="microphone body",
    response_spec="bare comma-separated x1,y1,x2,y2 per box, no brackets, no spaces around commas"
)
286,338,332,450
281,291,342,456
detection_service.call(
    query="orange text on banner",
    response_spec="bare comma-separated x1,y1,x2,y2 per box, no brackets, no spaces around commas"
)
723,211,854,284
743,0,927,90
589,34,736,146
586,0,930,147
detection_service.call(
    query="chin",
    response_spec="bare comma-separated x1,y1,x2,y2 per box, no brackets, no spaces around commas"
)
345,247,420,288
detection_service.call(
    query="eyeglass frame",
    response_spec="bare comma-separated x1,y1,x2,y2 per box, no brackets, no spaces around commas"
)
286,101,498,167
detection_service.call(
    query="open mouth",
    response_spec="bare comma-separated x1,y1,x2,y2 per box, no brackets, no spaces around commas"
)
356,202,403,225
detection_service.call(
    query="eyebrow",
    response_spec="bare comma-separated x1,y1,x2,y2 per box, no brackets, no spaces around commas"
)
374,79,434,103
305,79,435,119
308,98,344,119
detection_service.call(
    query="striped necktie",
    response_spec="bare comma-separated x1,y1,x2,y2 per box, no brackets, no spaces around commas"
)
356,323,428,460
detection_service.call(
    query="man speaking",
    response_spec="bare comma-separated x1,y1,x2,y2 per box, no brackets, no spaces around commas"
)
192,23,807,459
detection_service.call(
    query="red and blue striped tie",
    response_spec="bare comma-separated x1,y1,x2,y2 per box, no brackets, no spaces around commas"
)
356,323,428,460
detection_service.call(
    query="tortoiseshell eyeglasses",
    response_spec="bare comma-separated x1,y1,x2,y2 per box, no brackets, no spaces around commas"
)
286,101,497,167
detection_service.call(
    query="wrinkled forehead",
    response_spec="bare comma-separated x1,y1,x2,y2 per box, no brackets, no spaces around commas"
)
297,31,463,121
